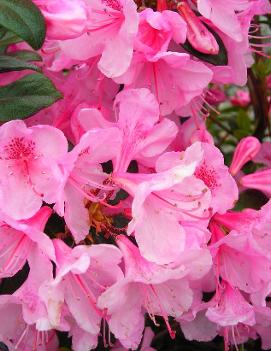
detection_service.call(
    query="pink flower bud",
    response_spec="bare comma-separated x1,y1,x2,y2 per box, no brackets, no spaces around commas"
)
177,2,219,55
240,168,271,196
229,137,261,176
230,90,251,107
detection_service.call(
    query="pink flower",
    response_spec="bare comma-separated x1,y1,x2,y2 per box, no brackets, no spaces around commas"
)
197,0,250,42
135,8,187,59
0,233,58,349
33,62,118,138
33,0,89,40
40,239,123,347
247,200,271,259
180,310,218,342
194,143,239,213
112,327,155,351
210,220,271,294
115,52,213,116
175,116,214,151
206,23,249,86
98,235,211,349
0,120,67,220
253,141,271,168
206,282,255,327
68,317,100,351
60,0,139,78
157,141,237,215
213,209,257,232
0,295,58,351
71,88,178,170
55,127,121,242
240,169,271,196
114,142,212,264
0,206,55,278
13,243,56,331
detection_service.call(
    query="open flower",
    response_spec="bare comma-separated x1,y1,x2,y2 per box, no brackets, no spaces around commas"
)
0,120,67,220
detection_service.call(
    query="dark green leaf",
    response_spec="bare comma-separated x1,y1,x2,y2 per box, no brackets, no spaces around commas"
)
233,129,250,140
234,189,269,211
0,54,41,73
0,25,7,39
0,73,62,121
108,189,129,206
9,50,42,61
181,22,228,66
0,30,21,48
0,0,46,50
236,110,251,131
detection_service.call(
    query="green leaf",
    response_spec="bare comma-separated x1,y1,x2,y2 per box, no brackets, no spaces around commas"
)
234,189,269,211
0,0,46,50
0,30,21,49
9,50,42,61
0,73,62,121
236,110,251,132
0,54,41,73
233,129,250,140
181,22,228,66
0,25,7,39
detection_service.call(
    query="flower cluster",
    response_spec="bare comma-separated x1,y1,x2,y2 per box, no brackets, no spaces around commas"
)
0,0,271,350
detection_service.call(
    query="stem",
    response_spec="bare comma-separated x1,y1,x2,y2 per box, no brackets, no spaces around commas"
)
208,113,233,134
248,68,270,140
248,17,271,140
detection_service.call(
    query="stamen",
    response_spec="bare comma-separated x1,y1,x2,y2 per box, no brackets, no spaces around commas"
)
108,321,114,347
152,192,211,220
200,95,221,116
143,286,160,326
149,285,176,339
69,177,107,203
23,160,44,197
250,48,271,58
71,173,115,191
231,326,240,351
15,325,29,350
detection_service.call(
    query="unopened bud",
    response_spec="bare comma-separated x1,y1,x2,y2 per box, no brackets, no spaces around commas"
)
177,2,219,55
230,137,261,176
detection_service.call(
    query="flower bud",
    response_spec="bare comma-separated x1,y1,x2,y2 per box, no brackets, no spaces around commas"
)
230,137,261,176
177,2,219,55
230,90,250,107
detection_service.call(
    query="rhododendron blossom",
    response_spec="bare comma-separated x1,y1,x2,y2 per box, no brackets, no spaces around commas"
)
0,121,67,220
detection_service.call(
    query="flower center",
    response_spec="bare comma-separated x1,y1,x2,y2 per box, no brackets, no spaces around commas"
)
102,0,122,11
3,137,36,160
195,162,219,190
